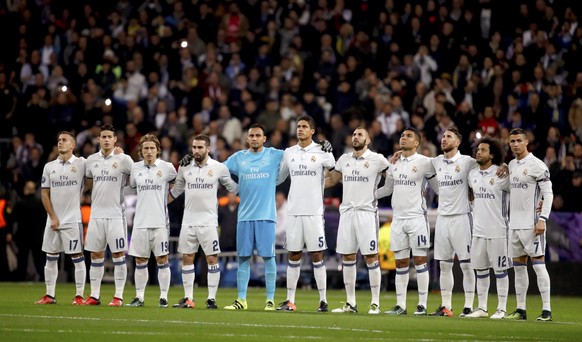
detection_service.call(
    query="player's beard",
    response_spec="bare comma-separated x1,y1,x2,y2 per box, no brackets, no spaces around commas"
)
352,141,366,151
194,152,207,163
441,144,455,153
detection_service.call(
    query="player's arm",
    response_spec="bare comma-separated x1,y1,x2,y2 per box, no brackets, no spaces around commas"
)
168,166,186,203
41,188,59,231
219,165,239,194
496,163,509,178
276,154,289,185
535,176,553,236
325,170,342,188
376,169,394,199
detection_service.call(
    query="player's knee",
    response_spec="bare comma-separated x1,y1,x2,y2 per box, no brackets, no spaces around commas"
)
395,258,409,268
413,256,427,265
182,254,195,265
309,251,323,262
289,251,302,261
206,255,218,265
365,254,379,264
512,255,528,265
155,255,168,264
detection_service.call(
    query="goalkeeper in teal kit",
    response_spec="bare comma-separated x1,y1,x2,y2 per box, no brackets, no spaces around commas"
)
198,123,331,310
222,124,283,310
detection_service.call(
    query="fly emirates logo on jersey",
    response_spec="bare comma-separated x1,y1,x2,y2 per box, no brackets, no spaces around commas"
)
138,178,163,191
291,164,317,177
474,186,496,199
51,175,79,187
343,169,369,182
187,170,215,189
93,169,118,182
242,167,269,180
511,176,529,189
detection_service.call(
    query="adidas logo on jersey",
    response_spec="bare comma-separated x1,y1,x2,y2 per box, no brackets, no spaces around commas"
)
291,158,295,162
138,173,143,177
94,164,99,168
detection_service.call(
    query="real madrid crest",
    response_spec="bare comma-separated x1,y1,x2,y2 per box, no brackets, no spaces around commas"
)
364,161,369,168
71,166,77,173
489,178,494,186
412,166,417,173
455,165,461,173
208,170,213,177
112,162,118,169
156,170,162,177
523,169,528,176
311,156,316,162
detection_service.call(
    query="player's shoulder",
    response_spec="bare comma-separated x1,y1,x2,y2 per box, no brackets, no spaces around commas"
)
86,152,100,161
468,167,479,178
459,154,475,164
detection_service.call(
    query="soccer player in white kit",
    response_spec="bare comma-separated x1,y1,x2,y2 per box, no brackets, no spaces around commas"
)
505,128,553,321
83,124,133,306
377,127,437,316
125,134,177,308
429,128,477,317
36,132,87,305
170,134,238,309
326,127,388,315
276,115,336,312
465,137,511,319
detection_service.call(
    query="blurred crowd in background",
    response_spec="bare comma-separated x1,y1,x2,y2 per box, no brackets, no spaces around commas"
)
2,0,582,279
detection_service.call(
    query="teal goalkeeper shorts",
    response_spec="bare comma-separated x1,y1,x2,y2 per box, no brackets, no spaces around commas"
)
236,220,276,257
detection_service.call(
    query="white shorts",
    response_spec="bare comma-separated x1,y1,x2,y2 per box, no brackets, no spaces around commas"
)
390,216,430,257
178,225,221,256
85,218,128,253
510,229,546,258
129,228,170,258
336,210,378,255
286,215,326,252
434,214,472,261
41,223,84,254
471,237,511,271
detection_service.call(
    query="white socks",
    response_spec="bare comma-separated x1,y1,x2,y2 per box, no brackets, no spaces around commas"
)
313,260,327,303
513,262,529,310
343,260,357,306
207,263,220,300
439,261,454,309
533,262,551,311
495,270,509,312
134,263,148,301
44,255,59,297
157,263,170,300
475,269,490,311
112,256,127,300
368,261,381,305
395,266,409,309
460,261,475,309
286,260,301,303
182,264,195,299
89,258,105,299
416,263,429,307
71,255,86,297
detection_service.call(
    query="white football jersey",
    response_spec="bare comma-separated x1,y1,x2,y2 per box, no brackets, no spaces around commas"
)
41,155,86,226
431,152,477,216
130,159,177,229
386,153,436,219
86,151,133,219
171,158,238,226
468,165,510,238
508,153,552,230
335,149,389,214
280,142,335,215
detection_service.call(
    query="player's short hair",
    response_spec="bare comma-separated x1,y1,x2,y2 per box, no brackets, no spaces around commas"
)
445,127,462,142
509,128,527,138
297,115,316,130
58,131,76,141
249,123,266,135
404,127,421,143
478,136,505,166
138,134,161,158
193,134,211,147
100,124,116,136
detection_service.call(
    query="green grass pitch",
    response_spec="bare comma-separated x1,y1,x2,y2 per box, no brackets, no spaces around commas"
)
1,282,580,341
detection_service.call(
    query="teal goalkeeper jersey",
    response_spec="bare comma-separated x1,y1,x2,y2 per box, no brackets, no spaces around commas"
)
224,147,284,222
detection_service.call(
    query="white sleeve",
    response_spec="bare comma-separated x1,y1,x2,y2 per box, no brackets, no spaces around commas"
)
220,164,239,194
376,169,394,199
170,166,186,199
